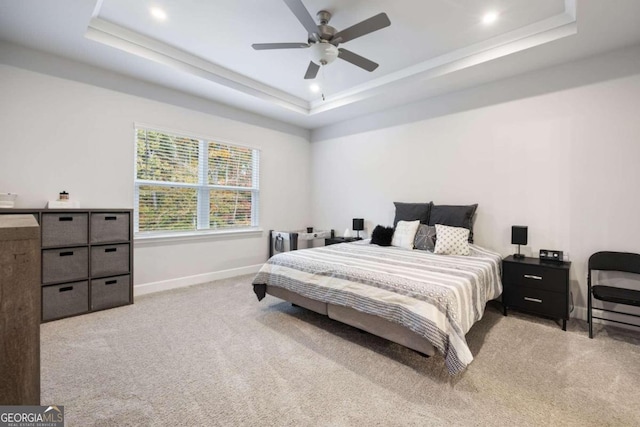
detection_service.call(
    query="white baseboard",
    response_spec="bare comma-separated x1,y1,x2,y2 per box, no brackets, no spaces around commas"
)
572,305,640,332
134,264,263,296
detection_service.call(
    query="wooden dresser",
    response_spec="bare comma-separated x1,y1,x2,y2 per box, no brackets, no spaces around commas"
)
0,215,40,405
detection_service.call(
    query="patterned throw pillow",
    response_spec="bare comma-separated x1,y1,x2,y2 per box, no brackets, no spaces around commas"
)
414,224,437,252
391,220,420,249
434,224,470,256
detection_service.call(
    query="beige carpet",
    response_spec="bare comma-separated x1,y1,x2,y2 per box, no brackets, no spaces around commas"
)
41,275,640,426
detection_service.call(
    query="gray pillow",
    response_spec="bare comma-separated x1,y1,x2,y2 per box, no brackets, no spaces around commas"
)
414,224,436,251
428,204,478,243
393,202,432,227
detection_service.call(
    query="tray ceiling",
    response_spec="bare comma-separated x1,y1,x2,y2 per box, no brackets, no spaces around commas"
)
1,1,640,129
86,0,574,115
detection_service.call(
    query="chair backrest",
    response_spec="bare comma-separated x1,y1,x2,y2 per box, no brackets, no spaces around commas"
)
588,251,640,275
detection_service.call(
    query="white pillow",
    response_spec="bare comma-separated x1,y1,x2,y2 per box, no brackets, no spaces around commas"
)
391,220,420,249
434,224,470,256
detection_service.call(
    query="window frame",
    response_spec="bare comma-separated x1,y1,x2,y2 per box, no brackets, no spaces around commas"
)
133,124,261,240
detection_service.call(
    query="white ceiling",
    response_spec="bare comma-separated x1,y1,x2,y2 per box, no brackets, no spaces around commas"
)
1,1,640,130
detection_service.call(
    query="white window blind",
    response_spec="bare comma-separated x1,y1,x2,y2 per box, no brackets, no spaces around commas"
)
134,127,260,235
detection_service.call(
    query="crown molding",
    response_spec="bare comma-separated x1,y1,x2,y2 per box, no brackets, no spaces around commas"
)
309,12,577,114
85,18,310,115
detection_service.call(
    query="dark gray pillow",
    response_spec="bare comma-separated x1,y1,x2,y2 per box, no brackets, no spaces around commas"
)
370,225,394,246
393,202,432,227
428,204,478,243
414,224,436,251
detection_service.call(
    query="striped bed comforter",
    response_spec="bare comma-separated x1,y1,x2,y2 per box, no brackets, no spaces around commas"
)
252,241,503,374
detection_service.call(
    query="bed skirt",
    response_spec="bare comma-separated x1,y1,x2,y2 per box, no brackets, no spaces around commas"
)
254,283,436,357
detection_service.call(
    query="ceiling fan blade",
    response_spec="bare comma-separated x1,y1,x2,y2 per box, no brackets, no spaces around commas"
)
304,61,320,79
252,43,309,50
338,48,378,72
333,13,391,44
283,0,319,39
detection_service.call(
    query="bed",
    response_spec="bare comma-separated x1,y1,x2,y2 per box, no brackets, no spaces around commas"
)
252,240,502,374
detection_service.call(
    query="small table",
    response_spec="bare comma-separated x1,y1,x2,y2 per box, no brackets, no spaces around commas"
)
269,229,333,257
502,255,571,330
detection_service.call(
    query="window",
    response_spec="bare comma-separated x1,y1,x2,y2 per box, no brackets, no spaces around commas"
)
134,127,259,235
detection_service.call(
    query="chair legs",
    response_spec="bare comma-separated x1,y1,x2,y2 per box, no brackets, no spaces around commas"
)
588,282,593,339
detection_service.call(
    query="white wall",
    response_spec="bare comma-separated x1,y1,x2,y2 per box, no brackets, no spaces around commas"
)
3,42,639,319
310,54,640,318
0,64,311,290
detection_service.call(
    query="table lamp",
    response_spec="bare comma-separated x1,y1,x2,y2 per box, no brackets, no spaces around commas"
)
353,218,364,239
511,225,528,259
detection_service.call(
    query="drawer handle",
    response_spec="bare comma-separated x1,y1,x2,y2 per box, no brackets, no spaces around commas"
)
59,217,73,222
524,274,543,280
524,297,543,303
60,251,74,257
105,216,117,221
105,280,117,285
59,286,73,292
105,248,117,253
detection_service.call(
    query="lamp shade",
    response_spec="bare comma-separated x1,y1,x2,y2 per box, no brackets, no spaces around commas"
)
352,218,364,231
511,226,528,245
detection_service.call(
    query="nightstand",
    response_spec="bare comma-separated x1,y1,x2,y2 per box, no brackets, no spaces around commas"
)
325,237,362,246
502,255,571,330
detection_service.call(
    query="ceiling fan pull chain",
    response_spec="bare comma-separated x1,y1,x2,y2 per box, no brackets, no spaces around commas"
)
321,66,326,101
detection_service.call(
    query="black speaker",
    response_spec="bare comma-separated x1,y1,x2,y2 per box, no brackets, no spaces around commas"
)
511,226,528,259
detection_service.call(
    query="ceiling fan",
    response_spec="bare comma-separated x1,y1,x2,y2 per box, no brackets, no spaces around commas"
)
252,0,391,80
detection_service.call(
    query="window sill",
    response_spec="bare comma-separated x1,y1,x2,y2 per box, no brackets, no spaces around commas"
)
134,227,264,247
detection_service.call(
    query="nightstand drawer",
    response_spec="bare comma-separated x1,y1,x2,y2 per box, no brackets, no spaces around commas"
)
503,263,567,293
505,286,567,318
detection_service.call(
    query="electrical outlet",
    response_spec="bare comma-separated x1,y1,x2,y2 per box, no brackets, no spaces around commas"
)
563,252,570,262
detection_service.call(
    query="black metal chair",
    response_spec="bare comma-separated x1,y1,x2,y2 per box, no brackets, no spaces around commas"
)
588,251,640,338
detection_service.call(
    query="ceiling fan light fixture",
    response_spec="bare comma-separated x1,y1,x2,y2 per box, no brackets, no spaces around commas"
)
309,42,338,66
309,83,321,92
251,1,390,79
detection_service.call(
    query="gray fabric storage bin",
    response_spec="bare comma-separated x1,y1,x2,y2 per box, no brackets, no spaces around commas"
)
42,247,88,284
42,281,89,321
90,213,130,244
91,243,129,277
42,213,88,247
91,275,131,310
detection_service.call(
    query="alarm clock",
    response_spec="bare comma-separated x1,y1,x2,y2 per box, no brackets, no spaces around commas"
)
540,249,563,262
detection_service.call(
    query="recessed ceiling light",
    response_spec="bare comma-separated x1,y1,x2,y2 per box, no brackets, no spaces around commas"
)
309,83,320,93
482,11,499,25
150,7,167,22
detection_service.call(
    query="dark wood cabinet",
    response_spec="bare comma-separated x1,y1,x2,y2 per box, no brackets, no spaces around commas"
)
325,237,362,246
502,255,571,330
